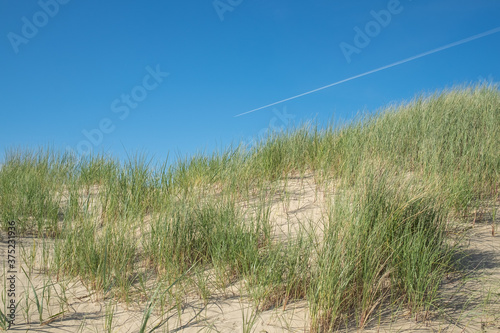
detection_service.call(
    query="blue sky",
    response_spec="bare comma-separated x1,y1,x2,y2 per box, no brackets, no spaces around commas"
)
1,0,499,164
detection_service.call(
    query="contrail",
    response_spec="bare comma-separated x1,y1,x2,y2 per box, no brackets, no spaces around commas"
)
234,26,500,117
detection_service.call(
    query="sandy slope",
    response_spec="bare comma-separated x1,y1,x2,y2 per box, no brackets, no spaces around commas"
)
1,176,499,332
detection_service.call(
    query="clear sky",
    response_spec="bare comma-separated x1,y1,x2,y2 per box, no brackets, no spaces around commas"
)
1,0,499,164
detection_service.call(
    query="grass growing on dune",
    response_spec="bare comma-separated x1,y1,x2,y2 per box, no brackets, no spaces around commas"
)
310,166,452,330
53,220,137,300
0,148,71,235
0,84,499,331
145,198,270,287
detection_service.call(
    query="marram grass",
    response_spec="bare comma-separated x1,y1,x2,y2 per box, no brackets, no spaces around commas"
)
0,84,498,331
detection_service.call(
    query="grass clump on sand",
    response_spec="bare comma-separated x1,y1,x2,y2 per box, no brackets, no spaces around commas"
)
0,84,498,331
146,198,270,287
309,166,452,330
